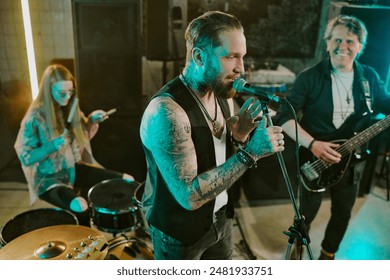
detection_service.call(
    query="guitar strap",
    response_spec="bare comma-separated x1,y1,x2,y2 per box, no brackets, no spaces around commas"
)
356,62,373,114
361,79,372,113
354,64,373,161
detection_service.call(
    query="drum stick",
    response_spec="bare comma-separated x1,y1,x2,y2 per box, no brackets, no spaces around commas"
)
66,97,78,129
105,108,117,116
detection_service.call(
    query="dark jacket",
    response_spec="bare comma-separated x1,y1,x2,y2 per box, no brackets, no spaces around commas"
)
276,58,390,140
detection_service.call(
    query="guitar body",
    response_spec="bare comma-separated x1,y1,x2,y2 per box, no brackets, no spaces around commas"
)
299,114,390,192
300,140,353,192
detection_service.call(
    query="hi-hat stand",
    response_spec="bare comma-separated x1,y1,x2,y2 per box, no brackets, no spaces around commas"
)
260,100,313,260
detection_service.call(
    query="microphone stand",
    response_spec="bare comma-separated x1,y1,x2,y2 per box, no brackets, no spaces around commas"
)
260,100,313,260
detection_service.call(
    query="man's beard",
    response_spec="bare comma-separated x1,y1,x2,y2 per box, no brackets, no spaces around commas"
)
198,70,236,99
212,78,236,99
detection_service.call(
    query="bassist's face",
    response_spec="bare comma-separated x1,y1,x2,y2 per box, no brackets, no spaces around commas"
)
327,25,362,72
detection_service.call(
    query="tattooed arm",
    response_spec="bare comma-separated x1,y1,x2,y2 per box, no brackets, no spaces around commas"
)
140,96,284,210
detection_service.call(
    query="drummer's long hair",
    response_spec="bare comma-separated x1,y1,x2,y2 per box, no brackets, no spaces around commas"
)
31,64,88,147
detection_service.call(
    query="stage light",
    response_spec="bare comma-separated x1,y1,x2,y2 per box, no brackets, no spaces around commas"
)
21,0,38,100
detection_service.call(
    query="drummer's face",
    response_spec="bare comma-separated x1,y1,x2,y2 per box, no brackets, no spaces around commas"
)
51,80,74,106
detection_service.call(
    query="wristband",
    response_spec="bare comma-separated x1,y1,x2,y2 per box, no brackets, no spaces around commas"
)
231,135,250,147
308,139,316,151
236,147,257,169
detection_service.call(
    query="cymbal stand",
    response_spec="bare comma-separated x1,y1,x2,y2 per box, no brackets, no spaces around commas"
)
260,101,313,260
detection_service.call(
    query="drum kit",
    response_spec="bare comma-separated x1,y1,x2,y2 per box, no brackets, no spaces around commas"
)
0,179,153,260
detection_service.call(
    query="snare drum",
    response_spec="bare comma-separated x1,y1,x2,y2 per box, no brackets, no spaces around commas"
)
105,236,154,260
88,179,140,234
0,208,78,246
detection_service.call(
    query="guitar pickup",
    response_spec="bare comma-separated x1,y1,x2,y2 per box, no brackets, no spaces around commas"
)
301,162,319,181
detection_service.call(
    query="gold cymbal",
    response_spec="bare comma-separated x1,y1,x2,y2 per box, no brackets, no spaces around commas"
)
0,225,108,260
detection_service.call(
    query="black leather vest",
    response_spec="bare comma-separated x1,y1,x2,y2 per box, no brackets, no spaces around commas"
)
144,76,235,245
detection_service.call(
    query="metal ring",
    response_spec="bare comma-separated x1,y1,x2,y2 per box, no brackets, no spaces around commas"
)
277,139,283,146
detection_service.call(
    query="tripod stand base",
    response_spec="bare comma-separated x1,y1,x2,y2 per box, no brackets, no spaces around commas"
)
284,224,314,260
287,240,306,260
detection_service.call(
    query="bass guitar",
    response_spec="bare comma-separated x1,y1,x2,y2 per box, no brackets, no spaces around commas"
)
300,114,390,192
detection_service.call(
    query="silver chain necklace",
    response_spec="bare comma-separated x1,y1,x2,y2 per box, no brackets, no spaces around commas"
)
180,74,223,137
332,71,352,120
332,71,353,104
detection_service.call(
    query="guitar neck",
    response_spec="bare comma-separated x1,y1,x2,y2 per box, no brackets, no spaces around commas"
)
305,114,390,175
336,114,390,157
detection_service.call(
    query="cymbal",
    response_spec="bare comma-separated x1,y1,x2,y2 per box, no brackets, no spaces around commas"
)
0,225,108,260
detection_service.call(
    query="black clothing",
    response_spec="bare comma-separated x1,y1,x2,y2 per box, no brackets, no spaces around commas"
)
276,58,390,254
143,76,235,245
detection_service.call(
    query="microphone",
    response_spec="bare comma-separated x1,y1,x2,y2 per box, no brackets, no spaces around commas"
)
233,78,286,104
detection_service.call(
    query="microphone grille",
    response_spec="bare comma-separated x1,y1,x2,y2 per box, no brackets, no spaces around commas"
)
232,78,247,92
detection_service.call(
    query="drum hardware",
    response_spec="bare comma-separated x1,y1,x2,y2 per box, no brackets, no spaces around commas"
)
132,182,150,239
105,235,154,260
106,238,137,259
128,236,151,253
134,227,150,239
0,225,108,260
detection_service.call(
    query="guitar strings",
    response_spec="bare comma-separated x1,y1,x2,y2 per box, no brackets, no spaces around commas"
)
307,116,390,173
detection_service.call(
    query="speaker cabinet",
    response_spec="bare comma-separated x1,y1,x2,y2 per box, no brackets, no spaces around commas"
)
328,1,390,81
72,0,143,116
72,0,146,180
146,0,187,61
